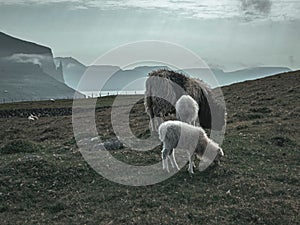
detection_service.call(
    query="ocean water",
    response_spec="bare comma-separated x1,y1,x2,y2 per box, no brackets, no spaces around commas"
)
82,90,145,98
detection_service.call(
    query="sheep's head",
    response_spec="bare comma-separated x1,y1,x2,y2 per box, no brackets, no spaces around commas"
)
213,147,224,165
201,139,223,163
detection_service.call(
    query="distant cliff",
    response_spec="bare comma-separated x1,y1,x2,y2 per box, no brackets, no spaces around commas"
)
0,32,64,83
54,57,87,89
0,32,85,101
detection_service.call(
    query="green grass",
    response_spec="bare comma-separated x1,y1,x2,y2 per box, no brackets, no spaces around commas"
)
0,119,299,224
0,135,298,224
0,140,40,155
0,72,299,224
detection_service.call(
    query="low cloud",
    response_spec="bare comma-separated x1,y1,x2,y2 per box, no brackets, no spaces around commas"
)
66,63,78,69
6,53,51,66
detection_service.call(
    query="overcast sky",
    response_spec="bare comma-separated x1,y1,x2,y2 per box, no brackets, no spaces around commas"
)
0,0,299,71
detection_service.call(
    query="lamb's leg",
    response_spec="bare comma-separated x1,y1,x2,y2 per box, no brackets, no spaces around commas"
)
161,149,166,170
161,148,170,172
167,149,179,170
187,152,194,174
165,158,170,173
171,149,180,170
198,157,210,171
168,155,175,168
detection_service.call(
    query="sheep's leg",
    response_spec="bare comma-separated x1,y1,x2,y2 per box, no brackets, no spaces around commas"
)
161,148,170,172
198,157,209,171
162,158,165,170
191,154,196,168
166,160,170,172
162,151,166,170
168,155,175,168
149,117,158,132
171,149,180,170
150,118,156,132
154,116,164,131
167,149,179,170
162,158,169,172
187,152,194,174
164,158,170,173
161,149,166,170
156,117,161,131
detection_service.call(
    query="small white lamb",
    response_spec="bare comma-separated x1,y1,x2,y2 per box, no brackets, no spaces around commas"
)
158,120,224,173
175,95,199,125
28,114,39,121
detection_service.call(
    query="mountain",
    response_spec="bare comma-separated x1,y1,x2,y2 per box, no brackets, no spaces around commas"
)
55,57,169,91
0,62,85,101
181,67,291,87
0,32,85,101
0,32,64,83
218,67,291,86
54,57,87,89
100,66,169,91
57,55,291,92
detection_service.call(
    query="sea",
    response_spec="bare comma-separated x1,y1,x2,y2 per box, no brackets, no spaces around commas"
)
82,90,145,98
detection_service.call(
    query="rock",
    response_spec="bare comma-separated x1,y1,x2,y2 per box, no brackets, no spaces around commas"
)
103,137,124,150
79,137,124,151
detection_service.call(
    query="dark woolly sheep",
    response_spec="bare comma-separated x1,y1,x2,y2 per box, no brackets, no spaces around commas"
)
144,69,226,132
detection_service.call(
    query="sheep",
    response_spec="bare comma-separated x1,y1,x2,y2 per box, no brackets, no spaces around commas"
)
158,120,224,174
175,95,199,125
28,114,39,121
28,115,35,121
144,69,226,132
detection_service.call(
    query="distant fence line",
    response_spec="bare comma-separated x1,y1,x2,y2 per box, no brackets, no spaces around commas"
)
0,90,145,104
85,90,145,98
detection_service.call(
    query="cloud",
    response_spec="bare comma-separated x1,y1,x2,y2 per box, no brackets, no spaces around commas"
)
239,0,272,20
5,53,51,66
69,4,88,10
240,0,272,14
1,0,300,21
66,63,78,69
0,0,80,4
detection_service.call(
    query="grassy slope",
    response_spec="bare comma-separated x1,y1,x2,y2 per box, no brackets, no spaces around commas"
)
0,71,299,224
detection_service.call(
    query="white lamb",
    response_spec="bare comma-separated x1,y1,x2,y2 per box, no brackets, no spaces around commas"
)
28,114,39,121
158,120,224,173
175,95,199,125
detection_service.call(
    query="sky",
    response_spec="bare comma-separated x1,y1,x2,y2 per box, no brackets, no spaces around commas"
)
0,0,300,71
